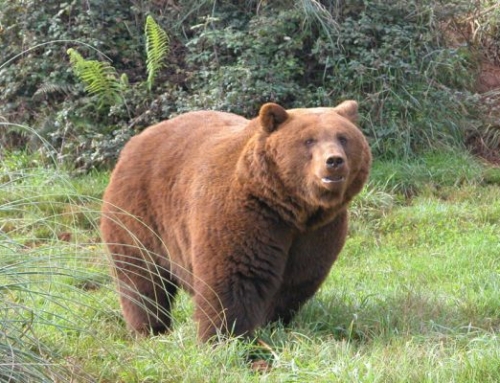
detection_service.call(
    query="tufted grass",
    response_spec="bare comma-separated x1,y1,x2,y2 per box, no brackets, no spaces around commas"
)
1,150,500,382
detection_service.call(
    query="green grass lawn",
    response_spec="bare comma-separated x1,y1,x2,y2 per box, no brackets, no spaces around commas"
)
1,150,499,382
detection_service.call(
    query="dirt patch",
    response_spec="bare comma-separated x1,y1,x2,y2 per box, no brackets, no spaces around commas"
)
441,5,500,165
466,130,500,166
476,63,500,93
469,64,500,165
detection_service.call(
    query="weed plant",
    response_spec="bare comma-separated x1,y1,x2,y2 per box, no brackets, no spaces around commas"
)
1,149,499,382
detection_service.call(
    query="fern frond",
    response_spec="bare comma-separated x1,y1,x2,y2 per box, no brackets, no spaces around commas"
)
145,15,170,91
67,48,123,107
33,82,74,100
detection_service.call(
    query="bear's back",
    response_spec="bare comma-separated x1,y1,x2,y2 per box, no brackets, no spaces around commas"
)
134,110,248,154
110,110,249,180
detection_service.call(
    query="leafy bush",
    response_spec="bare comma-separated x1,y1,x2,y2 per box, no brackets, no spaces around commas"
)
0,0,490,169
0,0,176,169
177,1,479,158
0,0,143,120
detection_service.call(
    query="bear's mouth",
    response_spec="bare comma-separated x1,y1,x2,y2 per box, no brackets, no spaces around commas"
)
321,175,345,184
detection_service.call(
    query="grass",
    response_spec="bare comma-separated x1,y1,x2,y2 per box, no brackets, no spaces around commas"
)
1,150,500,382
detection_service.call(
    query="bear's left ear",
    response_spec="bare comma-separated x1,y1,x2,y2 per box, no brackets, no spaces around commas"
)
333,100,358,123
259,103,289,133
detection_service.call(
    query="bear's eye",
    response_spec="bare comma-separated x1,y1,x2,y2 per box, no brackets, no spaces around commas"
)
338,135,348,146
304,138,316,147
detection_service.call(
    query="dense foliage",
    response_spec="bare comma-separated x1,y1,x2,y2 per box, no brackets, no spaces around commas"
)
0,0,493,169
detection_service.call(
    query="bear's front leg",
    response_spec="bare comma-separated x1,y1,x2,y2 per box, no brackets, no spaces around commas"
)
266,210,349,325
191,237,290,342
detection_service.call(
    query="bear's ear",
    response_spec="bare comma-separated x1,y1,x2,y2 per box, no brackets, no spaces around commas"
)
333,100,358,123
259,103,289,133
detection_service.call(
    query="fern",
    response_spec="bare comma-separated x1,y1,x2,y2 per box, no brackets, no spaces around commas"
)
145,15,169,91
67,48,123,108
33,82,74,100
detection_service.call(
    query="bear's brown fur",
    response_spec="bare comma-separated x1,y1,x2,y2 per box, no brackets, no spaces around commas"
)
101,101,371,341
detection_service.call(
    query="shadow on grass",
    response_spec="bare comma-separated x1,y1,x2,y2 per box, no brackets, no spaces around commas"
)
290,290,497,344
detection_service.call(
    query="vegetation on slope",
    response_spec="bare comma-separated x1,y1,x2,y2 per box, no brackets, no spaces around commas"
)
1,0,499,169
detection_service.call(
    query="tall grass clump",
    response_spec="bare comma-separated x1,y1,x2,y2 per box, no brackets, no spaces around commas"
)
0,144,122,379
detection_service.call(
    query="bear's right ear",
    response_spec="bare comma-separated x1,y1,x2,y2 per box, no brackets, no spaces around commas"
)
259,103,289,133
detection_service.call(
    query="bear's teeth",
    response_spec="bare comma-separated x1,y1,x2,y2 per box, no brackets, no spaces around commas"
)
322,176,345,184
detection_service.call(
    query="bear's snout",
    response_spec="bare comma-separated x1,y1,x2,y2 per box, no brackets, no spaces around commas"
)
316,145,349,189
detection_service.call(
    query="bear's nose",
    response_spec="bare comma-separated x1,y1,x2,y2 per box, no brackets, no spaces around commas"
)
326,155,345,169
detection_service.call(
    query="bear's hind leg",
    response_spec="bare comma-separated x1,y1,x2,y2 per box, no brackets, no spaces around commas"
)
113,251,178,335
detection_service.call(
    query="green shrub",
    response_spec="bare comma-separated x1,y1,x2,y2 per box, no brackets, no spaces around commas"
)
176,1,479,159
0,0,490,169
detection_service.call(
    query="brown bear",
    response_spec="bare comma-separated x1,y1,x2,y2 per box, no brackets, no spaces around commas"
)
100,101,371,341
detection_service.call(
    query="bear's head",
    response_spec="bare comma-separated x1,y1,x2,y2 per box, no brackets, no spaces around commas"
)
242,101,371,223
